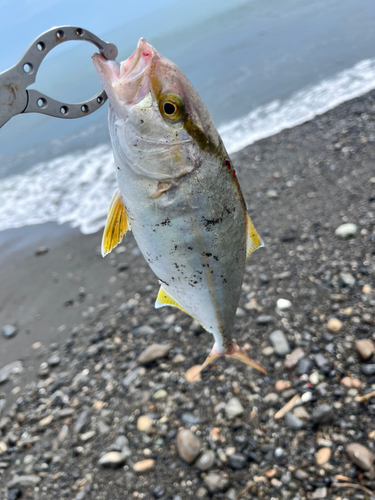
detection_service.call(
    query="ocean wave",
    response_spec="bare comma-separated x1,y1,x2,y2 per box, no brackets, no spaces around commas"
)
1,57,375,235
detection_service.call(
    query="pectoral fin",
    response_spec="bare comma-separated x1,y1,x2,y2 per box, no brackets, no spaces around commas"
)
155,286,188,314
246,212,264,258
102,188,131,257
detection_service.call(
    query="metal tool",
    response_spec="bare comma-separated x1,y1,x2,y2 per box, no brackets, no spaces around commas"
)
0,26,118,128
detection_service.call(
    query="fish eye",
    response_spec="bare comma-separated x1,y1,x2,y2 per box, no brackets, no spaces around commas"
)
159,93,184,122
164,102,177,115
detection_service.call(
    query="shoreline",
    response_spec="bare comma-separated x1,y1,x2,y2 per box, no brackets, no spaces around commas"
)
0,89,375,498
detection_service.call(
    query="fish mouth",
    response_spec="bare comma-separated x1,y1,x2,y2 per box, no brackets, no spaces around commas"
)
93,38,155,105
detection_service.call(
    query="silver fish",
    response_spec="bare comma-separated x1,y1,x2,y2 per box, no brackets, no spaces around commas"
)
93,38,265,374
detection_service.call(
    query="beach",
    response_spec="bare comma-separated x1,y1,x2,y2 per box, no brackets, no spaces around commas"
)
0,90,375,499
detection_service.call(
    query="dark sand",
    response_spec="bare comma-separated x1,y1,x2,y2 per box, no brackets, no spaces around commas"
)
0,90,375,499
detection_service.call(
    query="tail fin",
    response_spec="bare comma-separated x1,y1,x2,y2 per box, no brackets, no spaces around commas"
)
194,343,266,378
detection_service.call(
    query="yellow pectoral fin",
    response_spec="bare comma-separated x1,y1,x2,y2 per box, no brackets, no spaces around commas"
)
246,212,264,258
101,188,131,257
155,286,188,314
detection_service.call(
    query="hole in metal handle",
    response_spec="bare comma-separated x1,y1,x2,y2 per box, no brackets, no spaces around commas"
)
23,63,34,74
37,98,47,109
36,42,46,51
81,104,89,113
97,96,104,104
75,28,84,37
56,30,65,39
60,106,69,115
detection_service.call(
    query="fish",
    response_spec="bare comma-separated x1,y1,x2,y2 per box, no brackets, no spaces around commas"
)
92,38,266,375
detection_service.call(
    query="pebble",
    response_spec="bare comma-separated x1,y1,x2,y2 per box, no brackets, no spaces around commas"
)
327,318,343,333
153,485,165,498
284,413,304,430
47,353,60,366
35,246,49,256
356,339,375,360
98,452,126,468
269,330,290,356
335,223,357,238
133,325,155,336
137,415,153,432
284,347,305,369
7,475,41,488
7,490,21,500
196,487,208,499
138,343,171,364
340,376,361,389
346,443,374,471
311,404,333,424
339,272,356,287
80,430,96,442
255,315,273,325
361,364,375,376
297,358,313,375
228,453,247,470
133,459,155,473
172,354,186,363
362,284,373,294
315,447,331,465
311,487,327,499
176,430,201,464
262,346,274,356
195,450,215,471
153,389,167,399
225,397,244,419
204,473,230,493
276,298,292,310
2,325,18,339
275,380,292,391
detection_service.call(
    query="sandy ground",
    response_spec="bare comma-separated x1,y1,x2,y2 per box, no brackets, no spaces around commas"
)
0,90,375,499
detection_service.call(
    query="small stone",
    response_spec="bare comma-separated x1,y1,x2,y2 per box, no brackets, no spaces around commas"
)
264,392,279,404
172,354,185,363
98,452,126,468
335,223,357,238
275,380,292,392
47,353,60,366
311,404,333,424
39,415,53,427
340,376,361,389
138,343,170,364
327,318,343,333
153,485,165,499
35,246,49,256
195,450,215,471
228,453,246,470
315,447,331,465
293,406,310,420
284,348,305,369
309,371,320,385
153,389,167,400
277,298,292,310
2,325,18,339
204,473,230,493
362,284,373,294
361,364,375,376
269,330,290,357
297,358,313,375
133,459,155,473
176,430,201,464
346,443,374,471
185,365,201,383
311,487,327,499
137,416,153,432
133,325,155,336
196,487,208,499
339,272,356,287
284,412,304,430
7,489,21,500
80,430,95,442
225,398,244,419
7,475,41,488
294,469,308,480
256,315,273,325
262,346,274,356
356,339,375,360
266,189,279,199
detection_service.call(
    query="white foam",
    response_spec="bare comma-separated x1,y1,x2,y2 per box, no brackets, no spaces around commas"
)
220,58,375,153
1,57,375,235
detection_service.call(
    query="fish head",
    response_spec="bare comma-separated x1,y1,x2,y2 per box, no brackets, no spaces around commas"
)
93,38,224,180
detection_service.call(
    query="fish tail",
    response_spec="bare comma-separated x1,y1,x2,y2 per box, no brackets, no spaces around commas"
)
194,342,266,378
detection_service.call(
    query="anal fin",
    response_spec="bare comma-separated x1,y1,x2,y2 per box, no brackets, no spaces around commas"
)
155,286,188,314
246,212,264,258
102,188,131,257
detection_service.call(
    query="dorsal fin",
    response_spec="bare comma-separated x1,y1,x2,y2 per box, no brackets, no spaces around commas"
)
101,188,131,257
246,212,264,258
155,286,188,314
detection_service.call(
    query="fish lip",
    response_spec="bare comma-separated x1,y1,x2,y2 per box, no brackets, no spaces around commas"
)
93,38,155,105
